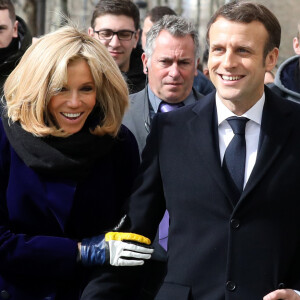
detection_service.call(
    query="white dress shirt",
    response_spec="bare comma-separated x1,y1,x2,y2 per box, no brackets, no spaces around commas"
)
216,93,265,188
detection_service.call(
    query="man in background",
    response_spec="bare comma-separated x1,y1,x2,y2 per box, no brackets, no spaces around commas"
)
123,18,203,297
269,22,300,103
141,6,176,50
123,15,203,155
88,0,145,94
141,5,215,96
0,0,31,96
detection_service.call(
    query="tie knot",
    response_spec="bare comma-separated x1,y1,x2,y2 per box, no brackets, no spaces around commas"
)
227,117,249,135
158,101,184,113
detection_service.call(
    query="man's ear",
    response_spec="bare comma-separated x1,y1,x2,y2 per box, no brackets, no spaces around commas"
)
88,27,94,37
142,52,148,75
265,47,279,71
12,20,18,38
293,37,300,55
195,58,200,76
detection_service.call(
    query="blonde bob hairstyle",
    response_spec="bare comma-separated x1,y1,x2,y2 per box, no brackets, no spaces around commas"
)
4,25,129,137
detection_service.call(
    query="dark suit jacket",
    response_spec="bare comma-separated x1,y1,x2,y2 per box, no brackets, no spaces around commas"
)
123,87,203,155
81,87,300,300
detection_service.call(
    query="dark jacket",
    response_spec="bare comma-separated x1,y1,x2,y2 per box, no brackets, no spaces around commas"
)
0,16,32,95
81,87,300,299
193,70,215,95
0,121,139,300
123,46,146,94
269,55,300,103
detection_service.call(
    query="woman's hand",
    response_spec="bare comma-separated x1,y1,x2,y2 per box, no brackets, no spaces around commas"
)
264,289,300,300
78,232,153,267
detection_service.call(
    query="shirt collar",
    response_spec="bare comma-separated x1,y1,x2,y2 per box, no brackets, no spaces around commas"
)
148,85,195,113
216,93,265,126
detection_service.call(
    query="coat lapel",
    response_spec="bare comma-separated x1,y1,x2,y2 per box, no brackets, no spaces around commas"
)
241,88,294,201
187,92,237,205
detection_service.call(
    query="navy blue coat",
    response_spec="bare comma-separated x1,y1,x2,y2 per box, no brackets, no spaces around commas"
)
0,120,139,300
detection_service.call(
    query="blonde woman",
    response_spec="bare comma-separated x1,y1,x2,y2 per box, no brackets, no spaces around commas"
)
0,26,152,300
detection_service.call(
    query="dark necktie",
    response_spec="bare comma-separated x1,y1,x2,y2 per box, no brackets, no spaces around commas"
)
158,100,184,250
222,117,249,204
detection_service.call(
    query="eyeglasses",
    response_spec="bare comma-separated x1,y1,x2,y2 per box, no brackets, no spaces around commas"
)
93,29,136,41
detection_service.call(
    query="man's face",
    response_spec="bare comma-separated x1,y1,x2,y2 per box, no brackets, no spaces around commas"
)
142,16,153,50
0,9,18,48
143,30,198,103
208,17,278,114
88,14,139,72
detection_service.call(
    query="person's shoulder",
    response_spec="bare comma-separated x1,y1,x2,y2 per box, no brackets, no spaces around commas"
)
117,124,138,146
128,89,146,107
266,85,300,115
129,89,145,100
0,118,11,165
114,124,140,163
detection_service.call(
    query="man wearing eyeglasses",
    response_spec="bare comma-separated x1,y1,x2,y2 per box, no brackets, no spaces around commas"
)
88,0,145,94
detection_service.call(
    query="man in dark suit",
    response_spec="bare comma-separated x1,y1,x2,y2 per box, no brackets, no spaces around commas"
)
123,15,203,155
81,2,300,300
122,15,203,299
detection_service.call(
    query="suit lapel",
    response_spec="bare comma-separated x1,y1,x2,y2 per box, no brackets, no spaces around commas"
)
241,88,294,201
187,92,237,205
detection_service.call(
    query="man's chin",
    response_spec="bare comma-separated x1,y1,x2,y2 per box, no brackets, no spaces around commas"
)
163,94,185,104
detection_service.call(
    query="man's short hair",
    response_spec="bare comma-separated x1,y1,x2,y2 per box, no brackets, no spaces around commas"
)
0,0,16,23
90,0,140,30
206,1,281,59
145,15,200,65
146,6,177,23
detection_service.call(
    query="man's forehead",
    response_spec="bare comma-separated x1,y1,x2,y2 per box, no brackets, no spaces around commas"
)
94,14,135,30
153,32,195,53
0,9,12,24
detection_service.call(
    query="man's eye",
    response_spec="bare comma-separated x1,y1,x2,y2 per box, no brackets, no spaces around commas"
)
99,31,112,38
119,32,131,39
238,48,249,53
213,47,223,52
160,60,170,65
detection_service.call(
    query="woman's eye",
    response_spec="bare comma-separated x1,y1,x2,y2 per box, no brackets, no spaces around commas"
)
81,86,94,92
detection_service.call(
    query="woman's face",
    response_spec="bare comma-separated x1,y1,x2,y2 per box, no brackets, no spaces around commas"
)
48,59,96,134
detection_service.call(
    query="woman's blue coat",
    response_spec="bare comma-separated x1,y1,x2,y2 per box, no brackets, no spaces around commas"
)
0,120,139,300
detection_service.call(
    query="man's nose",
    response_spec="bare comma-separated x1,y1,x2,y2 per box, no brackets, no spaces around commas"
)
109,34,121,47
222,50,237,69
169,63,180,78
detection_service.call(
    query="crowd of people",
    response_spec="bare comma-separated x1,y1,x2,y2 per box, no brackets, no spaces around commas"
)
1,0,300,299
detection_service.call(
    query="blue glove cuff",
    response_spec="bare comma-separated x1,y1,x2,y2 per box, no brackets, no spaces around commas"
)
81,234,107,266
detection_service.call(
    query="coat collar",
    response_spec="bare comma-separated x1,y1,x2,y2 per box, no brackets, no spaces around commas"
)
187,91,237,206
187,88,294,208
241,87,293,202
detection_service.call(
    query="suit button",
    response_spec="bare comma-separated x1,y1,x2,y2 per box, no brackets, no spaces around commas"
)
278,282,285,289
226,281,236,291
231,219,240,229
0,290,10,299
